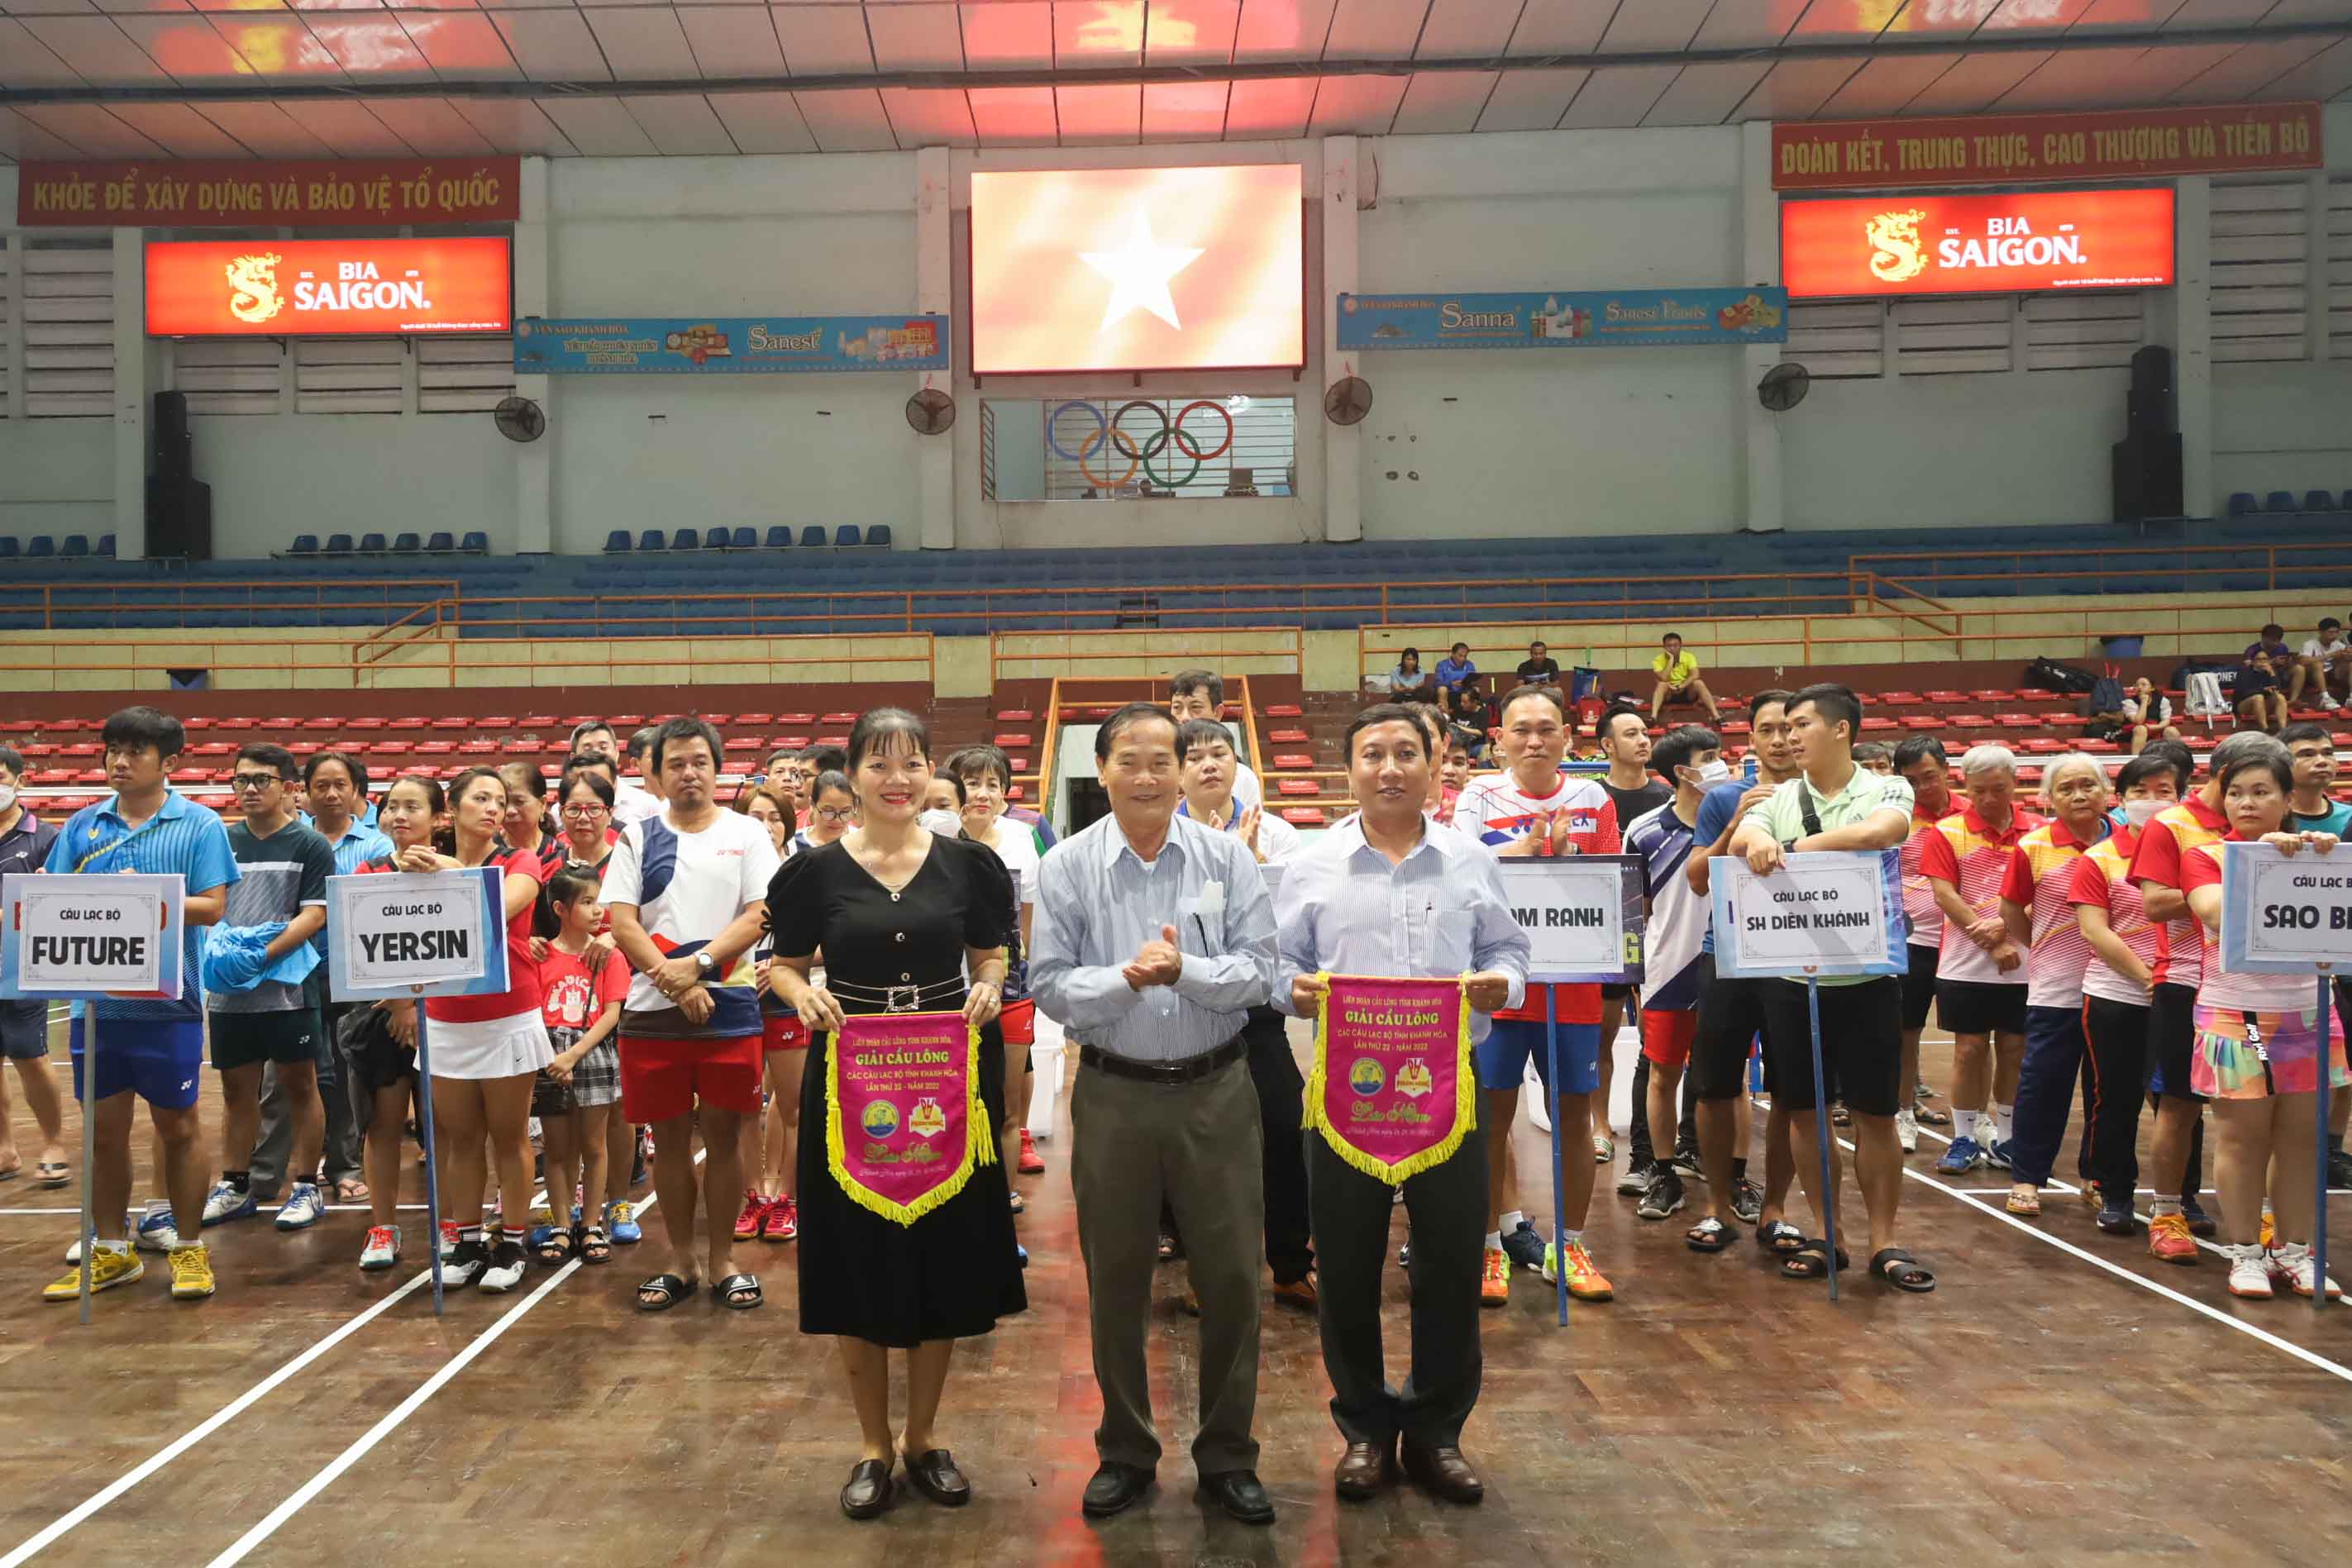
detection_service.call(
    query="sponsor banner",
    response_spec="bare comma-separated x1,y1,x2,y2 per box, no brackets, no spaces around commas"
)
825,1011,994,1226
326,870,510,1002
1338,288,1787,350
1496,856,1645,984
1307,975,1475,1186
1,875,183,1002
2219,842,2352,976
513,315,948,374
1782,188,2173,299
147,237,511,338
1710,852,1906,979
18,158,520,227
1772,102,2321,192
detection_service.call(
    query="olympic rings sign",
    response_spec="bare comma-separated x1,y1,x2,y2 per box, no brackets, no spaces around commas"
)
1046,398,1236,491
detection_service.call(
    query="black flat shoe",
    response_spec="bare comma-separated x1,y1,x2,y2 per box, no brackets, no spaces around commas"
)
1195,1469,1276,1525
1081,1461,1153,1519
903,1448,971,1507
841,1457,895,1521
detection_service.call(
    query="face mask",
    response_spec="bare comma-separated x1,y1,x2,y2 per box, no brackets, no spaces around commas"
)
0,784,14,813
1679,760,1731,789
2124,798,2164,828
918,808,963,836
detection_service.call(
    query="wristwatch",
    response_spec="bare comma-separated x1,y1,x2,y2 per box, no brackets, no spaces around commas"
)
694,951,718,978
1782,836,1801,855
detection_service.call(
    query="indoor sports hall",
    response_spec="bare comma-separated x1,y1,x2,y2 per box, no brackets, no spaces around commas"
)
4,6,2352,1564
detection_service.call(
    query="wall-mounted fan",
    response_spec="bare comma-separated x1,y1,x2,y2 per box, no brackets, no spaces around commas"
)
1757,362,1811,413
492,395,545,442
1324,375,1373,426
906,388,957,435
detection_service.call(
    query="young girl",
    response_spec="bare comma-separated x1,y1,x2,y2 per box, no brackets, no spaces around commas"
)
354,774,445,1273
536,867,626,1265
2183,746,2348,1299
734,784,807,1245
556,769,640,1246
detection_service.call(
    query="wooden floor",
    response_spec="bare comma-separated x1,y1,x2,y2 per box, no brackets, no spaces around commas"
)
4,1013,2350,1568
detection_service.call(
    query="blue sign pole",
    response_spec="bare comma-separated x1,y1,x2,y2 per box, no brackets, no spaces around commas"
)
2316,968,2333,1313
76,1015,97,1324
414,993,445,1317
1546,1013,1568,1327
1805,971,1840,1301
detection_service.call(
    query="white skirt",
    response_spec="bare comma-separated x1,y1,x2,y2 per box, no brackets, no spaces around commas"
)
423,1009,553,1082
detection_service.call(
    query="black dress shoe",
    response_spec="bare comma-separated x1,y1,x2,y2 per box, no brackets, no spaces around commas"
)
840,1457,895,1520
904,1449,971,1507
1400,1441,1485,1505
1333,1438,1396,1501
1195,1470,1276,1525
1081,1461,1154,1519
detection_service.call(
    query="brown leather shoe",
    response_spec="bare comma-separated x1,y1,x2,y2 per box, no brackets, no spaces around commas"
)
1272,1273,1318,1312
1333,1437,1396,1501
1400,1441,1484,1505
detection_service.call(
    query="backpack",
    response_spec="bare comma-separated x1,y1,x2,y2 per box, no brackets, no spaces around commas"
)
2024,656,2097,696
2087,674,2125,713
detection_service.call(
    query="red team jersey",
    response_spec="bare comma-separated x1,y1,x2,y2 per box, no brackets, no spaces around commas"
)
1901,801,1948,950
365,847,546,1024
1918,806,2043,985
2066,830,2164,1006
2124,794,2227,991
1997,820,2101,1009
1452,770,1620,1024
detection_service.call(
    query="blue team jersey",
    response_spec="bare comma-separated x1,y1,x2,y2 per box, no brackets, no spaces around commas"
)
1694,781,1752,959
45,789,240,1023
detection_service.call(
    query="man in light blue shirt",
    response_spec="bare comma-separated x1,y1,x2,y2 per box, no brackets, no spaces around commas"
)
1276,703,1525,1507
1029,702,1277,1527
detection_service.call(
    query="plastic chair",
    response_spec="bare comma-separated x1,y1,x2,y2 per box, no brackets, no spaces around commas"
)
425,531,456,553
460,531,488,553
2227,493,2259,517
392,533,422,553
672,527,701,550
707,530,733,552
357,532,387,553
866,525,892,549
2306,491,2336,512
93,534,116,559
835,525,864,548
604,531,632,553
640,530,667,552
731,527,756,550
322,535,353,554
798,526,827,547
765,527,791,549
2265,491,2297,513
289,535,317,555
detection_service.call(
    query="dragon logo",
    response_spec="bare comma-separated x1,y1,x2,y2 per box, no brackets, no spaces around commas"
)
1867,209,1929,284
224,252,284,326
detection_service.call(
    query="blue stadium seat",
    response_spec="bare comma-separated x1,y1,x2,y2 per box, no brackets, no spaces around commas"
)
2227,493,2259,517
425,531,456,553
2266,490,2297,513
799,526,827,547
673,527,700,550
460,531,488,554
765,527,791,549
60,535,89,558
95,534,115,558
866,525,893,549
731,527,756,550
0,538,17,560
357,532,387,553
835,525,863,548
640,530,667,552
392,532,422,553
706,529,732,552
605,531,632,553
289,534,317,554
2306,490,2336,512
322,534,353,554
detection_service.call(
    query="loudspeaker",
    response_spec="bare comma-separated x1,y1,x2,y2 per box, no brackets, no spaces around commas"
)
2112,433,2183,522
2130,344,2173,397
153,390,191,481
146,476,212,560
2127,386,2173,435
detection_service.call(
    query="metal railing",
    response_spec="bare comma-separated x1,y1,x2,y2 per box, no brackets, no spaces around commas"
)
1845,541,2352,598
2,577,460,630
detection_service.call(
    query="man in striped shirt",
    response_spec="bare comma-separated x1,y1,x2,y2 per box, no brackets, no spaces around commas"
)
1621,725,1720,1237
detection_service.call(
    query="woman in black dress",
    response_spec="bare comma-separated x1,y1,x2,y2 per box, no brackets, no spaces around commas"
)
764,708,1024,1522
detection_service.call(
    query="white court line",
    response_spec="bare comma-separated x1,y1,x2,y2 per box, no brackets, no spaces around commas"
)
200,1148,704,1567
0,1269,434,1568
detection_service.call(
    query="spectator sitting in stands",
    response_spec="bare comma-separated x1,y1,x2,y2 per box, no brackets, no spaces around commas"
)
1451,679,1494,760
1648,632,1722,722
2235,651,2288,733
2297,617,2348,712
2121,677,2180,755
1853,741,1893,775
2245,622,2293,679
1390,646,1436,701
1434,642,1479,717
1515,640,1562,688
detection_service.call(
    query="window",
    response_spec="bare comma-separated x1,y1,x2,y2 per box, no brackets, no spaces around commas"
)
984,395,1295,502
19,236,113,418
2210,179,2309,365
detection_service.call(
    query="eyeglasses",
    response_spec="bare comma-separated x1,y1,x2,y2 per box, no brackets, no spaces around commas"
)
560,803,608,819
230,774,284,792
813,807,856,824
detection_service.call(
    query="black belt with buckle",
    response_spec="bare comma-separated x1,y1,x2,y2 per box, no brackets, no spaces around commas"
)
1079,1035,1246,1084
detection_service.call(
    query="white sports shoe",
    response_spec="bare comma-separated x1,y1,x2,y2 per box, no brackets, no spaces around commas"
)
360,1224,402,1271
202,1180,257,1226
2318,691,2341,711
1896,1107,1919,1153
2271,1242,2343,1299
274,1183,326,1232
134,1200,181,1251
2226,1244,2274,1299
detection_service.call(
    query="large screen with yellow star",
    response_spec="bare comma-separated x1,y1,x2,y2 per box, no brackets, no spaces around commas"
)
970,164,1304,375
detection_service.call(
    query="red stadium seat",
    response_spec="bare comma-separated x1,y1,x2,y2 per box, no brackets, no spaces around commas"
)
2081,739,2121,754
430,715,470,731
776,736,810,750
2021,738,2067,755
818,735,848,748
1877,691,1922,706
456,741,497,755
521,714,560,728
189,742,233,757
1264,704,1303,718
288,742,322,757
346,717,384,731
169,767,207,784
299,716,339,731
501,739,542,755
1269,728,1310,743
0,721,39,735
60,743,99,758
1949,714,1992,728
1860,717,1897,732
2044,713,2090,728
1924,691,1967,705
1009,757,1030,771
1276,779,1319,797
723,736,761,753
17,743,55,758
1968,690,2011,704
29,769,71,785
1995,713,2044,729
608,714,645,728
1719,720,1751,736
994,733,1033,748
995,710,1033,722
417,741,456,755
702,713,735,727
1006,785,1025,802
1273,753,1316,770
777,713,816,727
1901,716,1945,730
1281,807,1326,826
822,713,860,726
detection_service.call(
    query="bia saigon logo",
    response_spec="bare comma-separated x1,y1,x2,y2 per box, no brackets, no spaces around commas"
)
1866,209,1928,284
226,252,284,326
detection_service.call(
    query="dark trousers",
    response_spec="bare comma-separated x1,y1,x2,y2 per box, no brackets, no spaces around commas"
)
1624,1050,1699,1166
2081,997,2149,1200
1162,1008,1314,1285
248,1004,359,1194
2010,1003,2095,1189
1306,1124,1486,1450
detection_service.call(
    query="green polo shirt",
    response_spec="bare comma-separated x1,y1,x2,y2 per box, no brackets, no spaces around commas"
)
1741,764,1915,987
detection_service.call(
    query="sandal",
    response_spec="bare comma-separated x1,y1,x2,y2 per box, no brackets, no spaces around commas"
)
534,1227,575,1265
1686,1218,1730,1252
1782,1241,1849,1280
1915,1103,1952,1126
713,1272,763,1310
1756,1219,1806,1255
335,1178,370,1203
1830,1104,1851,1127
1009,1189,1025,1215
575,1222,611,1265
1873,1246,1936,1293
2006,1187,2042,1216
35,1161,69,1189
637,1272,695,1312
0,1157,18,1182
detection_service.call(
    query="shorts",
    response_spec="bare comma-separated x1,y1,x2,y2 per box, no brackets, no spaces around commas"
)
761,1012,809,1052
69,1017,204,1110
422,1009,553,1082
2146,981,2202,1102
1691,958,1769,1102
619,1032,763,1124
208,1007,323,1073
1474,1018,1601,1096
1901,942,1939,1032
1,997,49,1060
1639,1008,1700,1067
999,997,1037,1048
1936,977,2026,1037
1601,983,1634,1003
2190,1000,2350,1101
1760,977,1904,1117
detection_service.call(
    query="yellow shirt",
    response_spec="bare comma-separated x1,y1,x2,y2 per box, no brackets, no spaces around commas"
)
1653,650,1698,684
